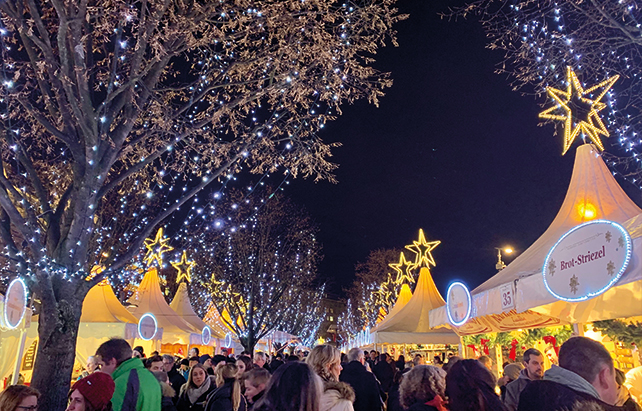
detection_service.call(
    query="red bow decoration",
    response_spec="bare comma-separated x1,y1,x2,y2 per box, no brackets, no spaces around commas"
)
509,339,518,361
543,336,559,356
480,338,490,355
467,344,480,357
425,395,448,411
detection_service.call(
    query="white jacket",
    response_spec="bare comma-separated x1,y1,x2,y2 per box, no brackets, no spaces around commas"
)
320,381,355,411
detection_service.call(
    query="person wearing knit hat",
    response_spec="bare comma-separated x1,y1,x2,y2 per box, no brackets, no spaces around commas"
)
67,372,116,411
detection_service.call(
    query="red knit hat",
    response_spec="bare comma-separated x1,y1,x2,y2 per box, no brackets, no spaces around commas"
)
71,371,115,410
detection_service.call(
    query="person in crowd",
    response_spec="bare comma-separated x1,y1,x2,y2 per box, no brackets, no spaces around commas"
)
78,356,100,380
339,347,383,411
446,359,505,411
189,348,200,359
373,353,395,393
252,361,322,411
212,356,229,370
180,359,191,380
0,385,40,411
626,364,642,404
367,351,377,370
253,353,268,371
386,369,404,411
478,355,493,371
395,355,406,372
133,346,145,359
307,345,355,411
177,363,216,411
517,336,621,411
503,348,544,411
147,355,164,373
200,355,214,375
163,355,186,403
152,371,178,411
432,356,443,366
189,357,200,369
399,365,447,411
67,371,115,411
441,356,461,373
615,369,641,410
412,354,424,367
204,363,246,411
269,354,284,373
287,354,300,362
95,338,161,411
236,356,253,379
244,369,270,411
498,363,524,402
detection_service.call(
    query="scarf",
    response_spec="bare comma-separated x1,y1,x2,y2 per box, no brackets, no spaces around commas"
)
187,375,212,404
543,365,601,399
425,395,447,411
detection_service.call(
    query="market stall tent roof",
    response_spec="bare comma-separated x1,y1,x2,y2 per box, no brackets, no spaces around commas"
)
129,267,200,342
81,280,140,323
372,283,412,331
170,282,224,339
370,267,460,344
430,144,642,329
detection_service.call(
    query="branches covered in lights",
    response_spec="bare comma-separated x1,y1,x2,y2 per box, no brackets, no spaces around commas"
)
187,188,324,353
449,0,642,185
0,0,403,405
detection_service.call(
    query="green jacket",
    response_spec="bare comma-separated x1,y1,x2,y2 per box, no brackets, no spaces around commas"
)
111,358,162,411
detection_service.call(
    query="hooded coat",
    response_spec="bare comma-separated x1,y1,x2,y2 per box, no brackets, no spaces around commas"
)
320,381,355,411
517,365,633,411
504,368,536,411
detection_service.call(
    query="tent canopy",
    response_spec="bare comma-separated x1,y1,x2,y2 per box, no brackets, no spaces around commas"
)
81,280,139,324
371,267,460,344
373,283,412,331
171,282,224,339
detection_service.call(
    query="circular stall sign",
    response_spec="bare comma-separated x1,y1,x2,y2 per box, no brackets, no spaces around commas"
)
202,326,212,345
3,278,27,329
138,313,158,340
543,220,632,302
224,333,233,348
447,282,471,327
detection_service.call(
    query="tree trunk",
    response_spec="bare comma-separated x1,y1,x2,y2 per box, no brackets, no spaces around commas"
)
30,290,83,411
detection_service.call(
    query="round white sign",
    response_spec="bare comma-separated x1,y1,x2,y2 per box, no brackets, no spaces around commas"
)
138,313,157,340
446,282,471,326
543,220,632,302
3,278,27,329
202,326,212,345
224,332,232,348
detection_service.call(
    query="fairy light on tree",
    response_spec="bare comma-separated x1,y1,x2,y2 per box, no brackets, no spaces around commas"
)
0,0,404,407
187,187,323,354
449,0,642,185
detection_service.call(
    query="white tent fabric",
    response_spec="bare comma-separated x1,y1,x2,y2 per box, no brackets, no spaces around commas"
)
370,267,460,344
170,282,223,341
129,267,200,344
373,283,412,331
430,144,642,330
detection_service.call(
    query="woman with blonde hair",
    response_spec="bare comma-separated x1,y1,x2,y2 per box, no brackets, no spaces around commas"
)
306,345,355,411
0,385,40,411
399,365,447,411
177,363,216,411
205,362,247,411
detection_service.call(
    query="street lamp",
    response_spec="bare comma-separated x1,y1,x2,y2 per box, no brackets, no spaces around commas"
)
495,247,513,271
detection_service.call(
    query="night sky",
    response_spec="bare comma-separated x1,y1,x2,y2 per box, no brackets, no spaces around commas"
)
286,0,642,297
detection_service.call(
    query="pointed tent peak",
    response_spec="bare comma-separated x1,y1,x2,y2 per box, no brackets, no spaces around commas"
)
372,283,413,330
413,267,446,308
203,303,234,336
474,144,642,294
81,280,139,324
170,282,219,336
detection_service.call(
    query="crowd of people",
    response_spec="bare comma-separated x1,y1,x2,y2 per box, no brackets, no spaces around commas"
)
0,336,640,411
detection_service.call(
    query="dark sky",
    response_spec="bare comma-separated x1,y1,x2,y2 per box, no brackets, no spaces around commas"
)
286,0,641,297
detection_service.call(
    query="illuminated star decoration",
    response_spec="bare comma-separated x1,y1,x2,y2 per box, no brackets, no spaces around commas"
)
405,228,441,269
389,252,415,286
144,228,174,268
539,66,619,155
171,250,195,283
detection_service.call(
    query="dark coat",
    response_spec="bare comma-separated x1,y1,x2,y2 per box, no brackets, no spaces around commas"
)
518,380,629,411
269,360,283,373
162,396,178,411
373,361,395,393
339,361,383,411
168,368,187,402
386,382,403,411
204,380,247,411
176,382,216,411
405,403,440,411
504,369,534,411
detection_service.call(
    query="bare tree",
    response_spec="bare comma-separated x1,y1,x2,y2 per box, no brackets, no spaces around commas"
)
189,188,323,354
449,0,642,184
0,0,404,407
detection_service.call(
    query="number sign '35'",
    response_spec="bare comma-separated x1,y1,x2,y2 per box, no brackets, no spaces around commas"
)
542,220,632,302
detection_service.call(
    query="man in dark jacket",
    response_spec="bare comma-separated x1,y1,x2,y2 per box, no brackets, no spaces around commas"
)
340,347,383,411
373,353,395,393
504,348,544,411
518,336,622,411
162,355,186,403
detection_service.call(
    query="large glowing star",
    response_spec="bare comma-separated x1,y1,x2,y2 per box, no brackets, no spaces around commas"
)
389,252,415,285
171,250,195,283
405,229,441,268
144,228,174,267
539,66,619,155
